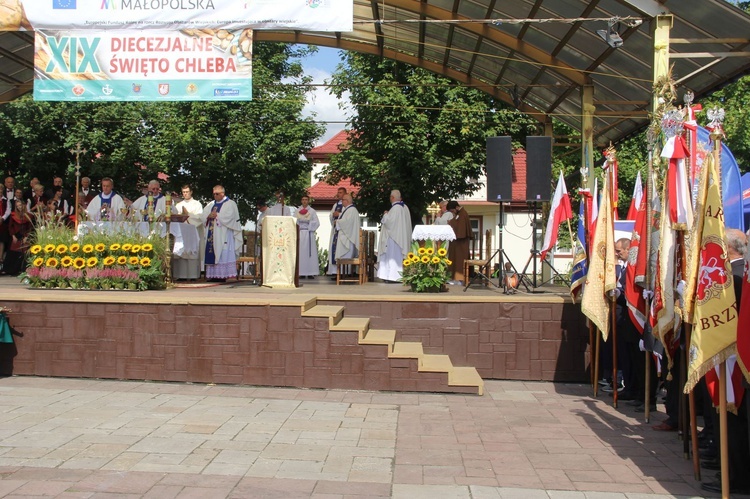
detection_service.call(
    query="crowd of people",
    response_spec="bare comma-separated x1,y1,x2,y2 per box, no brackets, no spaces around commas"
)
599,229,750,495
1,175,476,285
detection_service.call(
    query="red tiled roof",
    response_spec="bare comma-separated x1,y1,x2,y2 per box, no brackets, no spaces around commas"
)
307,178,360,204
305,130,352,160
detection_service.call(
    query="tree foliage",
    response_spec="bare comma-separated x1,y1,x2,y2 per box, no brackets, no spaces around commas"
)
324,53,540,224
0,43,324,223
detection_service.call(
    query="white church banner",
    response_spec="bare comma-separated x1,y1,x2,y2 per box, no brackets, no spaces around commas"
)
34,29,253,101
2,0,353,32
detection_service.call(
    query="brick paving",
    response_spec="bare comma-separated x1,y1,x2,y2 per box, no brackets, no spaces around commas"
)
0,376,735,498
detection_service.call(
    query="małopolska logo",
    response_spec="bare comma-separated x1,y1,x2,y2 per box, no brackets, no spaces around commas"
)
305,0,323,7
53,0,77,9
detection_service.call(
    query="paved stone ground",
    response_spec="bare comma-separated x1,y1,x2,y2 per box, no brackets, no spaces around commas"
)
0,376,737,498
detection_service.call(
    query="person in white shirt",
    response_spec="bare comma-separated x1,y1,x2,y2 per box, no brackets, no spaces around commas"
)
295,195,320,278
326,187,347,275
85,178,126,222
131,180,175,221
266,191,295,217
79,176,98,209
377,190,412,283
175,185,205,276
434,200,454,225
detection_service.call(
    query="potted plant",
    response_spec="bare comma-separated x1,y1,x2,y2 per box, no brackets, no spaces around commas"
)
400,240,451,292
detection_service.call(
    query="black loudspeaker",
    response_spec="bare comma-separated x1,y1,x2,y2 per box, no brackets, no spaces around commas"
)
525,136,552,202
486,136,513,202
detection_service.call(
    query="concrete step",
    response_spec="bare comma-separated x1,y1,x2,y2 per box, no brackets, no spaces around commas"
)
301,304,344,327
360,329,396,353
419,354,453,373
330,316,370,341
389,342,424,364
449,367,484,395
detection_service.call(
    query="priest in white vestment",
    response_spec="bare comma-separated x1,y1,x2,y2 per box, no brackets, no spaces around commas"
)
131,180,175,221
85,177,126,222
326,187,347,275
175,185,205,273
295,194,320,278
377,190,412,282
201,185,243,281
433,200,454,225
333,194,360,264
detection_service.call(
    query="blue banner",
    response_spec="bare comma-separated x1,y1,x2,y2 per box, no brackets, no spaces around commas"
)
696,126,744,231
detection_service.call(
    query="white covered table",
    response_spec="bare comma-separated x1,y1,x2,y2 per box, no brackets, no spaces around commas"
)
411,224,456,242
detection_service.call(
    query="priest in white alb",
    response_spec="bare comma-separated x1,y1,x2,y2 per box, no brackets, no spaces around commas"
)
377,190,412,282
131,179,174,221
85,177,126,222
333,193,360,264
295,194,320,278
201,185,243,281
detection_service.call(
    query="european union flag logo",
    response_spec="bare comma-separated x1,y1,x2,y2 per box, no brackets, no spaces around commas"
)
53,0,77,9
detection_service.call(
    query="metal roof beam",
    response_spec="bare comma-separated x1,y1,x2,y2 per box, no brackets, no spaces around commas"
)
372,0,586,86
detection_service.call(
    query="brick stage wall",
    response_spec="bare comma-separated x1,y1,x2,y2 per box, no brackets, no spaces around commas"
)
0,298,590,389
322,299,589,382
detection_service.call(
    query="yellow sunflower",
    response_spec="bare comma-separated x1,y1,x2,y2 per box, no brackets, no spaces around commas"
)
445,259,452,266
86,257,98,268
130,244,141,253
61,256,74,267
69,243,80,253
33,257,44,267
55,244,68,255
44,244,55,253
94,243,106,252
421,255,430,264
30,245,42,255
129,256,139,265
117,256,128,265
407,252,415,260
418,247,427,255
109,243,121,251
411,256,420,263
73,257,86,269
141,243,153,252
426,247,434,255
121,243,133,252
103,256,116,266
82,244,94,254
437,248,447,257
403,259,411,267
140,257,151,267
432,256,441,264
46,257,59,268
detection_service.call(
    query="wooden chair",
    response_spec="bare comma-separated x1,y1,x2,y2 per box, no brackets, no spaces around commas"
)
237,230,260,281
463,229,494,289
336,229,367,285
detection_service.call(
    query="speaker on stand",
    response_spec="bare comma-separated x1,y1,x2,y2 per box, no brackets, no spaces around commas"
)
519,136,569,290
474,137,529,293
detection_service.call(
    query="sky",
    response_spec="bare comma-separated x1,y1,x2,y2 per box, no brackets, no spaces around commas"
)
298,46,351,146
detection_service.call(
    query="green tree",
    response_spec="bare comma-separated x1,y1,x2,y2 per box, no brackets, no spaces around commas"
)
324,53,539,224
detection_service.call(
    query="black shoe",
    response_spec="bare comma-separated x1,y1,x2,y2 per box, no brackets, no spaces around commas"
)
701,459,721,471
634,403,657,412
627,399,643,406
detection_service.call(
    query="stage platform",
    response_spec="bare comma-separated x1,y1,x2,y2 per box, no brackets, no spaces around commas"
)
0,275,590,395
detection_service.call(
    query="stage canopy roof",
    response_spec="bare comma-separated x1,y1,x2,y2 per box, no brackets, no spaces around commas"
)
1,0,749,146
